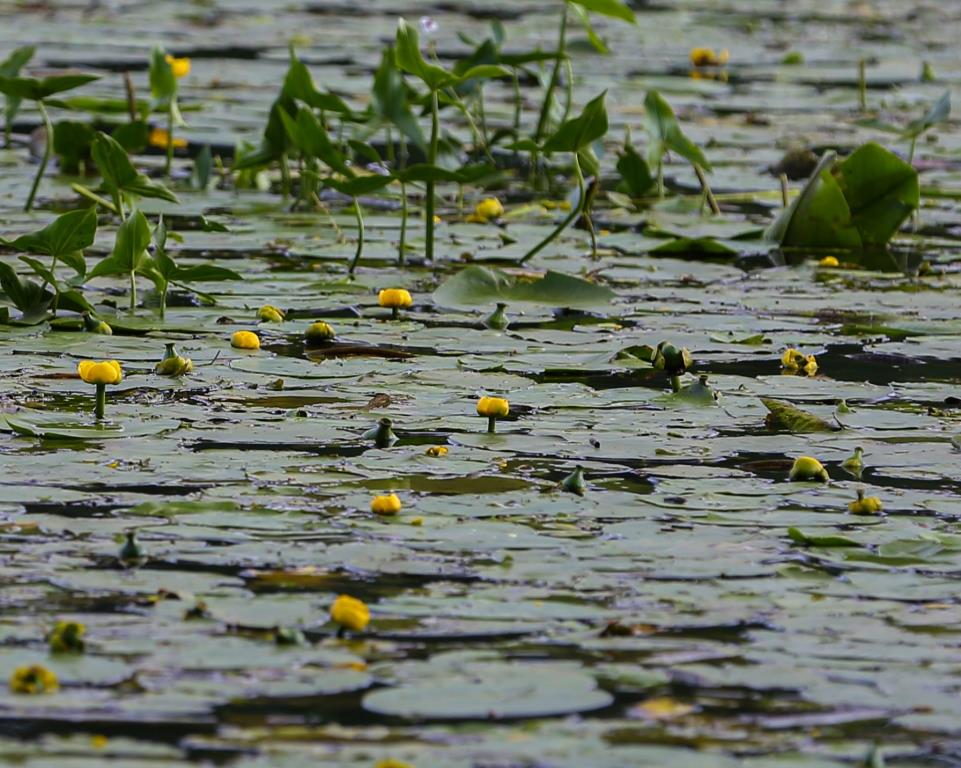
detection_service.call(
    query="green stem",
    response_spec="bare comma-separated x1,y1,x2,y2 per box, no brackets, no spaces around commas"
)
535,6,567,144
24,99,53,212
908,136,918,164
562,56,574,123
511,67,522,141
347,197,365,275
391,306,399,320
95,383,106,420
518,152,585,264
129,269,137,311
487,416,496,434
112,189,125,222
657,159,664,198
425,89,439,262
280,152,291,199
399,181,408,266
164,103,174,178
670,375,681,393
160,286,167,320
477,86,489,152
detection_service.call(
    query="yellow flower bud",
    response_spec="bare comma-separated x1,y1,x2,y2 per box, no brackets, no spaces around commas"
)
818,255,839,268
425,445,448,457
165,54,191,78
378,288,413,309
10,664,58,694
375,760,415,768
305,321,336,341
257,304,285,323
477,396,510,418
473,197,504,222
77,360,123,386
848,488,883,515
789,456,829,482
371,493,402,516
231,330,260,350
330,594,370,633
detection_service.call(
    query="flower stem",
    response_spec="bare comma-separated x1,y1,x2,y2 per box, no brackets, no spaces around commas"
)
95,383,106,420
129,270,137,310
399,181,408,266
391,307,399,320
518,151,585,265
347,197,365,275
164,103,174,178
670,375,681,393
24,99,52,212
425,89,439,262
487,416,496,434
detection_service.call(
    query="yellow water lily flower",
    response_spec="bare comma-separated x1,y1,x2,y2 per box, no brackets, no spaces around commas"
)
231,330,260,350
378,288,413,319
371,493,402,516
330,594,370,634
77,360,123,386
477,395,510,433
148,127,188,150
848,488,883,515
257,304,285,323
375,760,415,768
789,455,829,482
165,54,191,78
634,696,695,720
48,621,85,654
9,664,58,694
818,255,839,268
781,348,818,375
690,47,729,67
471,197,504,222
425,445,448,457
305,321,336,341
77,360,123,419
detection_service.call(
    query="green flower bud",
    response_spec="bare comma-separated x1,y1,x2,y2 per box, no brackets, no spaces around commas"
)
483,302,509,331
560,465,587,496
154,342,193,376
363,417,398,448
83,313,112,335
118,530,146,568
653,342,692,376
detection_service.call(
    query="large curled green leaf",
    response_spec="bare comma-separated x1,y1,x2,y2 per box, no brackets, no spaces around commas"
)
765,143,918,249
433,265,615,309
834,142,920,248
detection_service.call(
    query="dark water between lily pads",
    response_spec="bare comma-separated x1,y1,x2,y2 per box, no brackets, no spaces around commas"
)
1,0,960,766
